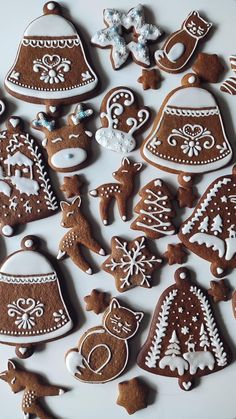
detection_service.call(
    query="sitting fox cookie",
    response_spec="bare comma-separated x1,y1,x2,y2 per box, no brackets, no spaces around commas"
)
95,87,150,153
155,11,212,74
66,298,143,383
0,360,65,419
0,117,58,236
32,104,93,172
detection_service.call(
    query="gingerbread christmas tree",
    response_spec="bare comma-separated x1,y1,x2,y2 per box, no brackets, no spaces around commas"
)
131,179,176,239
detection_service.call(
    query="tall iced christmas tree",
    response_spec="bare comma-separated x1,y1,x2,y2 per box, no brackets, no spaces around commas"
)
131,179,176,239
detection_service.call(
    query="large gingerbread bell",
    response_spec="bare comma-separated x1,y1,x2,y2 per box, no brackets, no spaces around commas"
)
141,74,232,187
5,2,98,105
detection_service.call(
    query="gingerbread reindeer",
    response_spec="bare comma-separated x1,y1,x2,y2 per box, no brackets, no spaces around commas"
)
57,196,105,274
32,103,93,172
0,360,64,419
89,157,142,225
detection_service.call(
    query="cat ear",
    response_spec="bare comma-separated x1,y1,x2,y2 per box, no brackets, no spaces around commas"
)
8,360,16,371
207,22,212,28
135,312,144,323
109,298,120,310
0,371,7,382
191,11,199,17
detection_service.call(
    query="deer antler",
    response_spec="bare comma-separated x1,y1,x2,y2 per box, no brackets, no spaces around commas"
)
69,104,93,126
32,112,56,132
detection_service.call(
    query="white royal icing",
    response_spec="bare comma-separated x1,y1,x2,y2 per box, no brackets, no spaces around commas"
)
50,148,87,169
166,42,185,63
1,250,55,275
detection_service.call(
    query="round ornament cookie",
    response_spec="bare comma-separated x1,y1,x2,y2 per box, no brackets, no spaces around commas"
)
179,166,236,278
0,117,58,236
0,236,72,359
137,268,231,390
5,2,99,105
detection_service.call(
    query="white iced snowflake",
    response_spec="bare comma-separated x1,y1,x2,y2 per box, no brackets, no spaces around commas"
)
105,237,161,289
192,316,198,323
181,326,189,335
178,307,184,313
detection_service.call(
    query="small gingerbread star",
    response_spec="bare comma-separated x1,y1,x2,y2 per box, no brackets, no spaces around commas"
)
117,377,149,415
164,243,187,265
208,280,231,303
84,289,110,314
60,175,83,198
138,69,161,90
177,187,198,208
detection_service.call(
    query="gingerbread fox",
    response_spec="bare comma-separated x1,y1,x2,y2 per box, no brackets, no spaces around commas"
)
0,360,64,419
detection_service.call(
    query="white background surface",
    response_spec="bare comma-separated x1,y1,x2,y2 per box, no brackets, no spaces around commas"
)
0,0,235,418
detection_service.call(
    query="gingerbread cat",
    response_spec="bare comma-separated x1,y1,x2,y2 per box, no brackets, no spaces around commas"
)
155,11,212,73
65,298,143,383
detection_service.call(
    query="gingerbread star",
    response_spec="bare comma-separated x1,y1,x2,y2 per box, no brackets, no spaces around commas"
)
177,186,198,208
138,69,161,90
208,280,231,303
192,53,224,83
102,236,162,292
164,243,187,265
60,175,83,198
84,289,110,314
117,377,149,415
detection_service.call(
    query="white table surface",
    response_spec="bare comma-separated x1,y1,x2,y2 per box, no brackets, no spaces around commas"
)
0,0,235,418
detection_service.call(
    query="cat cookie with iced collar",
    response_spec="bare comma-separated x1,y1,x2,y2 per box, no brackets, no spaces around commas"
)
0,117,58,237
137,268,231,391
0,235,72,359
32,104,93,172
5,2,99,105
95,87,150,153
65,298,143,383
179,166,236,278
155,11,212,74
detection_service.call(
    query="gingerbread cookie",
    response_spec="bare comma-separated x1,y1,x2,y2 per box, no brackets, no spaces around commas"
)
102,236,162,292
138,68,161,90
192,53,224,83
57,196,105,274
0,236,72,359
177,186,198,208
89,157,142,225
95,87,149,153
208,280,231,303
0,117,58,237
65,298,143,383
178,166,236,278
91,4,162,70
5,2,98,105
137,267,230,390
131,179,176,239
32,104,93,172
221,56,236,95
60,175,83,198
155,11,212,74
84,289,110,315
0,360,65,419
141,73,232,190
117,377,149,415
164,243,187,265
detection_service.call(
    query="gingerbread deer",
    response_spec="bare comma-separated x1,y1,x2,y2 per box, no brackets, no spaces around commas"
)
57,196,105,274
32,104,93,172
0,360,64,419
89,157,142,225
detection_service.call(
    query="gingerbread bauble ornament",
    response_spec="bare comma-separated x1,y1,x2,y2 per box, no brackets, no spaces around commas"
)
179,166,236,278
137,268,230,391
141,74,232,197
5,2,98,106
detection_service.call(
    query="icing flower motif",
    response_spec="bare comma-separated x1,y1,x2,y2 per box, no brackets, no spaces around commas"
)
33,54,71,84
53,309,67,323
180,326,189,335
167,124,215,158
7,298,44,330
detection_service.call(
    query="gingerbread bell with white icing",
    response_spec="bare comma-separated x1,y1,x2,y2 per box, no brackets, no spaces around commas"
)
5,2,98,105
0,236,72,359
141,74,232,189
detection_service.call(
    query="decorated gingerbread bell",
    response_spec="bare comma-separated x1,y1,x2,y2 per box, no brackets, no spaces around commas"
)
179,166,236,278
5,2,98,106
137,268,231,391
141,73,232,194
0,236,72,359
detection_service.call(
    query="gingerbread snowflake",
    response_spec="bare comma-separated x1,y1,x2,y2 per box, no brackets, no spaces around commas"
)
102,236,162,292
